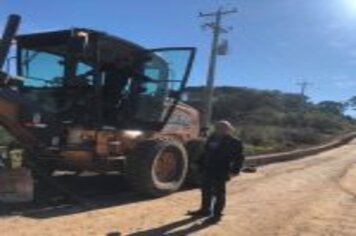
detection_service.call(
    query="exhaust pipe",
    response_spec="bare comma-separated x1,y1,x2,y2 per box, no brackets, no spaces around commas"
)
0,14,21,69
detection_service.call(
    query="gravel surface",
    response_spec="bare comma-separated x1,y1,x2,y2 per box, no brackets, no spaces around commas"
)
1,140,356,236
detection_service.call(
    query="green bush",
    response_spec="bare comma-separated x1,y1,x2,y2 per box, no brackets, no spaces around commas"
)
282,128,321,145
303,111,342,134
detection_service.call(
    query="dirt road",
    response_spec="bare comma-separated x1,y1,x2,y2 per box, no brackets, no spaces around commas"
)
1,140,356,236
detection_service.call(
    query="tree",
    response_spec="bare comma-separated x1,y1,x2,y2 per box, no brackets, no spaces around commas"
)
347,96,356,110
317,101,345,116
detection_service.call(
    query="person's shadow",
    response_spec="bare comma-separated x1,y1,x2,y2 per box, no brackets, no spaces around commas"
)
111,216,213,236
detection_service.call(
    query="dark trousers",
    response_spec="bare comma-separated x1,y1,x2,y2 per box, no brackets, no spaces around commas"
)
200,174,227,216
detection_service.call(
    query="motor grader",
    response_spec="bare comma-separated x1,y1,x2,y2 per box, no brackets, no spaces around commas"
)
0,15,204,198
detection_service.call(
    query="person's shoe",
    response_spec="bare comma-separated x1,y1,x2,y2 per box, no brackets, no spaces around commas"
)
204,214,222,224
187,209,211,217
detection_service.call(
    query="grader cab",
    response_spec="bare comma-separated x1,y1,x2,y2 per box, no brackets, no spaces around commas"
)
0,15,203,198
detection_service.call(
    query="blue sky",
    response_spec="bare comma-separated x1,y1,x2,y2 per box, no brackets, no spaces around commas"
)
1,0,356,105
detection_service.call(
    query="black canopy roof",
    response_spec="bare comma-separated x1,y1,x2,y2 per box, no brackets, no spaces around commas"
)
16,28,149,67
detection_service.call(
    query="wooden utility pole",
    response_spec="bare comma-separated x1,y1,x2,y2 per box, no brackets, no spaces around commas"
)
199,7,237,128
296,80,313,128
297,80,312,113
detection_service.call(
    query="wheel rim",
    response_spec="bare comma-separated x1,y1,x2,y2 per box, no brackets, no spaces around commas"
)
154,148,180,183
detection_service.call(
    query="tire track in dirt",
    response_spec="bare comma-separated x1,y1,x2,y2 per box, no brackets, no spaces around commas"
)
276,163,356,236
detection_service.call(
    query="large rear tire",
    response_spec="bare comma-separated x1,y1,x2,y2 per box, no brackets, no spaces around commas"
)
127,139,188,197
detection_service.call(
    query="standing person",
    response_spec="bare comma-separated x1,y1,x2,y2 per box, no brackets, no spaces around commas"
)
188,120,245,224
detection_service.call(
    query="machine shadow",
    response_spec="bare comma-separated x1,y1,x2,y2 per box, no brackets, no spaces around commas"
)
0,174,159,219
119,216,212,236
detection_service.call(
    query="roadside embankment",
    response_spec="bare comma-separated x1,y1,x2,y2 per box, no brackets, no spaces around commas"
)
245,132,356,167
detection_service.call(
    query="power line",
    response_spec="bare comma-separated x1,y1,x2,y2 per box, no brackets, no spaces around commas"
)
199,7,237,128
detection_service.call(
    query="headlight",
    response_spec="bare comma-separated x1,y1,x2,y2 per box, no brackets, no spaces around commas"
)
8,149,24,169
123,130,143,138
